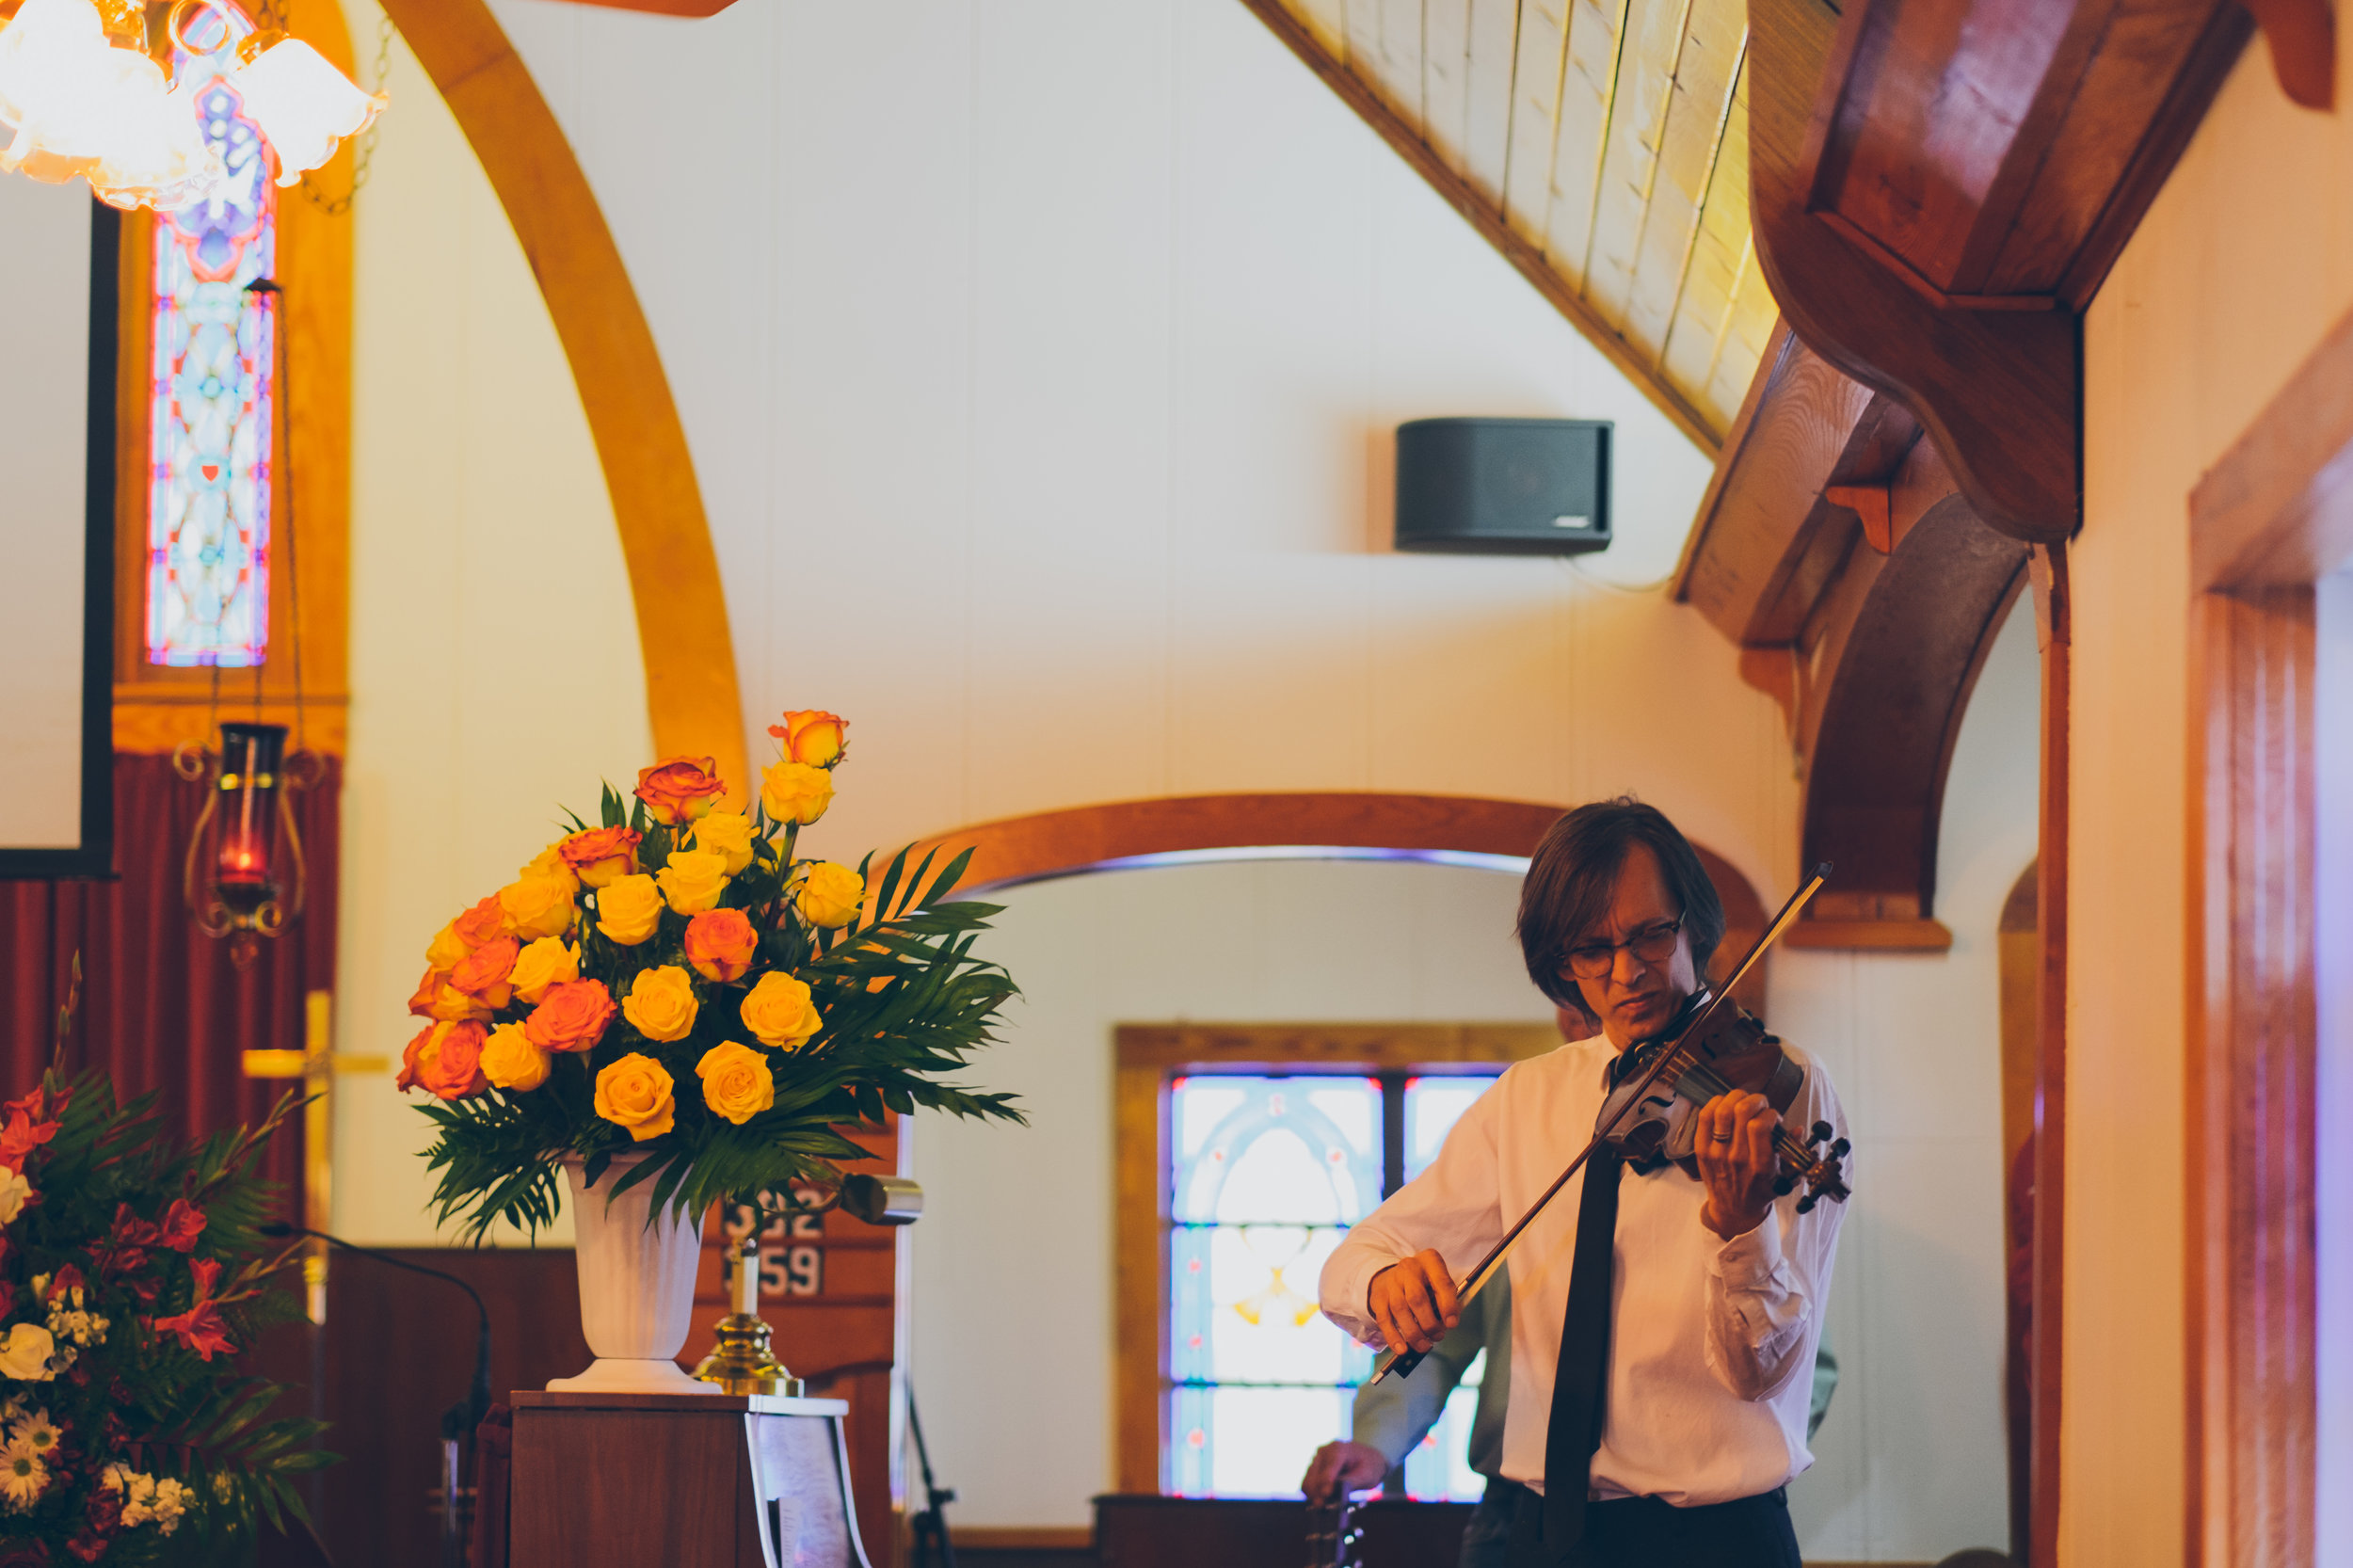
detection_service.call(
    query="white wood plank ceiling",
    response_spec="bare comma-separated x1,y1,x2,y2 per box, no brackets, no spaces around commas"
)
1250,0,1773,450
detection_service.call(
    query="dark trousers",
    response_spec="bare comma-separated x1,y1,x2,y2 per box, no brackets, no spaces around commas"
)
1504,1483,1801,1568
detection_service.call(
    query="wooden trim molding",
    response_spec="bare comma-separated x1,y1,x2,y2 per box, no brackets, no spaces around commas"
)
1112,1023,1561,1495
112,0,355,756
2028,540,2072,1568
906,792,1772,1011
2181,300,2353,1568
376,0,748,794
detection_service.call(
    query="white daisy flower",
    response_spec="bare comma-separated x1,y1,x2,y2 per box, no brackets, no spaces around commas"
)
8,1408,56,1454
0,1437,47,1511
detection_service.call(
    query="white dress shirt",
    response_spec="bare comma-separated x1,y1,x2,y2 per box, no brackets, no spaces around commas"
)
1319,1034,1848,1507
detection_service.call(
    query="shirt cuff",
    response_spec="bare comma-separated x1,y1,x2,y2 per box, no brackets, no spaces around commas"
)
1708,1206,1785,1290
1322,1245,1403,1345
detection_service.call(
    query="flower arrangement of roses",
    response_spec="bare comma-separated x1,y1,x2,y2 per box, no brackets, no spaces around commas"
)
404,710,1023,1238
0,1071,328,1565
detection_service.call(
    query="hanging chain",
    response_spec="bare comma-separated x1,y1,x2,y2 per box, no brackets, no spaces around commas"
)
296,10,394,216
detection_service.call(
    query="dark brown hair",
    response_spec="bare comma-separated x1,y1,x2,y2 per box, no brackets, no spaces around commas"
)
1516,796,1726,1010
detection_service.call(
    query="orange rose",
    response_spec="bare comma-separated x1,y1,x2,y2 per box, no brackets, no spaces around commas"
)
683,908,760,984
559,825,643,889
407,967,444,1019
425,982,492,1023
524,978,618,1054
451,936,520,1008
768,710,848,768
396,1023,434,1091
634,756,728,825
422,1020,490,1100
452,894,504,951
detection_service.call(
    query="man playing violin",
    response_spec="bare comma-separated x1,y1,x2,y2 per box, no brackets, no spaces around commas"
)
1319,798,1848,1568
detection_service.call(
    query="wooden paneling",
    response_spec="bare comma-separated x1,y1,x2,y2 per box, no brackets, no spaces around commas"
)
1244,0,1762,447
1748,0,2253,541
376,0,748,795
1095,1494,1474,1568
2179,296,2353,1568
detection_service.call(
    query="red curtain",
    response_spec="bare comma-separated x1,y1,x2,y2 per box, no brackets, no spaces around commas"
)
0,751,340,1207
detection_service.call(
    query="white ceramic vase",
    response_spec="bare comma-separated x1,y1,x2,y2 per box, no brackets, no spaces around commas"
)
547,1153,712,1394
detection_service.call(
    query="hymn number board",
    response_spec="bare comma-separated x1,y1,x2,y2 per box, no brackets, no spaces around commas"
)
721,1194,827,1299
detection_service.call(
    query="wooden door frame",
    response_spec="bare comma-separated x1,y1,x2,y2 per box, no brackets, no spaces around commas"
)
2183,304,2353,1566
1110,1022,1561,1495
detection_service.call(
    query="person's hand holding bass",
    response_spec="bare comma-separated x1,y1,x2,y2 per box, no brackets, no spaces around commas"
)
1366,1248,1460,1354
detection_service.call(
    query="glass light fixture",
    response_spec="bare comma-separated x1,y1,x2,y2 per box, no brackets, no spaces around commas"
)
231,24,387,187
0,0,385,210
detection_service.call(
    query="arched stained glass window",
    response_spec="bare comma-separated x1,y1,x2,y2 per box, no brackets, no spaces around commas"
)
146,8,276,668
1164,1070,1499,1500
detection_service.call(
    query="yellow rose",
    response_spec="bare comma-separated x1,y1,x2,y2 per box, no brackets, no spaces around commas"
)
425,922,471,971
739,971,823,1051
499,875,578,941
519,842,583,897
795,861,865,929
597,874,664,945
696,1041,776,1125
0,1323,55,1382
760,760,834,827
594,1052,676,1142
480,1022,552,1092
622,965,700,1043
655,848,729,916
508,936,579,1005
692,809,757,874
426,983,491,1023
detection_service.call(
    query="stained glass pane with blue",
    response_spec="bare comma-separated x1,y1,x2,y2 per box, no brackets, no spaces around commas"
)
1403,1075,1499,1183
148,9,276,668
1168,1076,1380,1496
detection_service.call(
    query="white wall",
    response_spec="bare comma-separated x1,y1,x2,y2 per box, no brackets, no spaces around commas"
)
331,0,649,1244
484,0,1767,864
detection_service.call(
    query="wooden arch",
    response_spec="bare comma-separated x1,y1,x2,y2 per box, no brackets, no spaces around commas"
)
908,792,1773,1014
376,0,748,791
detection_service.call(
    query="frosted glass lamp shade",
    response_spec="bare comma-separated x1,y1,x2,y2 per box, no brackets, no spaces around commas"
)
91,77,224,211
232,34,386,186
0,0,120,181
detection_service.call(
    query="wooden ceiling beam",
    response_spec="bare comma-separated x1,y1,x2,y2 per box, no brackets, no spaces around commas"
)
1747,0,2254,543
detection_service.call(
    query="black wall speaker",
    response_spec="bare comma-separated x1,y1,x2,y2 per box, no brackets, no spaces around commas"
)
1394,417,1611,554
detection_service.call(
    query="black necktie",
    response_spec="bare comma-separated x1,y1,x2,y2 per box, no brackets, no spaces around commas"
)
1541,1144,1624,1559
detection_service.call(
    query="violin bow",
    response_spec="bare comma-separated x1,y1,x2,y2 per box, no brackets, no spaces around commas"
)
1368,862,1833,1384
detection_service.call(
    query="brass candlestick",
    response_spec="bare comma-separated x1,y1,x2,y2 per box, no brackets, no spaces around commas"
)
694,1237,801,1397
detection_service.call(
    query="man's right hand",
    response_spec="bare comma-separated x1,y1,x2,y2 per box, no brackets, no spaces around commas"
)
1367,1249,1461,1354
1300,1440,1389,1504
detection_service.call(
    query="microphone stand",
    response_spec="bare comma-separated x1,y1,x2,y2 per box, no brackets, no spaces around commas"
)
261,1224,491,1568
906,1388,956,1568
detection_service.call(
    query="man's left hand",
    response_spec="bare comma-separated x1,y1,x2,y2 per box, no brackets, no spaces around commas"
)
1694,1091,1782,1240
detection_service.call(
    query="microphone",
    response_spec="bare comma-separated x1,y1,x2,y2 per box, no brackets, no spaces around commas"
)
260,1223,492,1440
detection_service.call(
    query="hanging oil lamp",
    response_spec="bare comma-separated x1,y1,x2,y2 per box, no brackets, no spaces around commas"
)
176,720,310,968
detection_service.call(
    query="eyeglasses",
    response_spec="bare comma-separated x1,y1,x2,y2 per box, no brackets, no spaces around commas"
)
1560,917,1684,981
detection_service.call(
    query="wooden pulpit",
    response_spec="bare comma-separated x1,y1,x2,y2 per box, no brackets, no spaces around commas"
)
507,1391,872,1568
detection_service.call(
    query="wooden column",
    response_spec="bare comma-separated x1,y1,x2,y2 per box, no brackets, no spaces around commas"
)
2181,299,2353,1566
2029,541,2071,1568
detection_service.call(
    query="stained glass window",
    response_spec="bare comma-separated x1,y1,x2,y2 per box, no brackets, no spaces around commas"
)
146,8,276,668
1165,1071,1501,1502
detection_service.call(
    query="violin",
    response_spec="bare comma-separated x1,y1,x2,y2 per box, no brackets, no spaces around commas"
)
1371,864,1852,1384
1599,988,1849,1211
